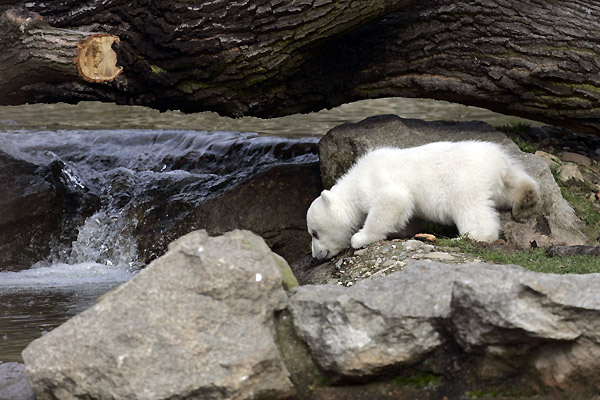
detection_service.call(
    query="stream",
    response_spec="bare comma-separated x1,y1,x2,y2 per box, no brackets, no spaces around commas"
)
0,98,534,363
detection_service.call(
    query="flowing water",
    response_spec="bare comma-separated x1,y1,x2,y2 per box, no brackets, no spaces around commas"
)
0,98,535,363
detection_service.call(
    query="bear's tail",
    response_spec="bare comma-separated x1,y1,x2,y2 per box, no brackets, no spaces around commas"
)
503,167,541,222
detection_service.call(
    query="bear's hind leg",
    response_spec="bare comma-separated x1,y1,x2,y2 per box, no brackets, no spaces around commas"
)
455,201,500,242
351,189,414,249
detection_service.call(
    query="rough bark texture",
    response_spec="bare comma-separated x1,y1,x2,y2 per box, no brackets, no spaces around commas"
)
1,0,600,134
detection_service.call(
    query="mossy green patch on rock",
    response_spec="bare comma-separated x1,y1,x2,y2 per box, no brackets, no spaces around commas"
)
271,253,299,290
150,64,166,74
497,122,537,153
391,371,440,388
549,159,600,242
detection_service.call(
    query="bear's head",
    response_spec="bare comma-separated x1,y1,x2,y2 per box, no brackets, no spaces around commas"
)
306,190,354,260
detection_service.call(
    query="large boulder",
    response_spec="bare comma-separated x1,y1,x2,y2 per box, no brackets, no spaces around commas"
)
134,163,322,264
0,150,97,270
318,115,588,247
290,261,600,395
23,230,297,400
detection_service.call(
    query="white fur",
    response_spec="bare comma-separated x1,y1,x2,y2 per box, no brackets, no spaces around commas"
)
307,141,540,260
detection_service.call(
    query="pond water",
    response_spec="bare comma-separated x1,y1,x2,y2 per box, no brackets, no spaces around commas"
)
0,98,535,363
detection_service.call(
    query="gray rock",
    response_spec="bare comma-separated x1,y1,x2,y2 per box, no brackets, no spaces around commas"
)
557,163,585,183
135,162,322,264
23,230,296,400
291,260,600,394
401,239,424,252
449,265,600,390
560,151,592,167
0,151,96,270
319,116,516,188
423,251,456,261
319,115,588,247
0,362,34,400
534,150,560,169
546,245,600,257
289,261,463,377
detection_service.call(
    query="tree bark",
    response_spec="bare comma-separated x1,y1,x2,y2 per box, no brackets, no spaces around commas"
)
1,0,600,135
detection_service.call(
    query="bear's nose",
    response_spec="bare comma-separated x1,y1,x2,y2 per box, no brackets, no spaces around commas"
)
313,249,330,260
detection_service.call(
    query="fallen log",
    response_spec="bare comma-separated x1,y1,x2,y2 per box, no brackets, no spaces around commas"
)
1,1,600,134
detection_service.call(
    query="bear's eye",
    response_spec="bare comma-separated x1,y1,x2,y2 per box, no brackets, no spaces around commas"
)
311,231,319,240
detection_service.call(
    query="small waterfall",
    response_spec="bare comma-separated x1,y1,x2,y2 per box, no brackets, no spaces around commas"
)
0,129,318,288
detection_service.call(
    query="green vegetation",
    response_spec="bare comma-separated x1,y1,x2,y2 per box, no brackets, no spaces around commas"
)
465,388,527,399
496,122,537,153
436,238,600,274
391,371,439,388
150,64,167,74
497,121,531,135
550,165,600,242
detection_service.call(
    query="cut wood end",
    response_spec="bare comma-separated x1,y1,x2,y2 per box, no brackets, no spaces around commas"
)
76,34,123,83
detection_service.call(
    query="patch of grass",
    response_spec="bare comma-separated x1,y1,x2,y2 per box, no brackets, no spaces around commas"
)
512,137,537,153
497,121,531,135
436,238,600,274
496,122,537,153
550,165,600,242
391,371,439,388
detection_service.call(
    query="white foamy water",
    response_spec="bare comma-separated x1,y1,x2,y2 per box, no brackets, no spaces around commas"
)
0,210,139,292
0,262,134,291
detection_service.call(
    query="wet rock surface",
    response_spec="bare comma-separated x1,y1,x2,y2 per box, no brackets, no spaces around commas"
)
0,150,98,271
134,162,322,264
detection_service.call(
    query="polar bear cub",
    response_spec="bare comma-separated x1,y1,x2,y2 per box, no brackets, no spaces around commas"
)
307,141,540,260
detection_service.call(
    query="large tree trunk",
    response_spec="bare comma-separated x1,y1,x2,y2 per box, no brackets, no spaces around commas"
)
1,1,600,135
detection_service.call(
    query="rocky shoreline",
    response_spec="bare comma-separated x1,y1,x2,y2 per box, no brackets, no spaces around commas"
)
19,230,600,400
2,115,600,399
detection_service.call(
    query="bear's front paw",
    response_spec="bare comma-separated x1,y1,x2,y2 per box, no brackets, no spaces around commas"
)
351,230,383,249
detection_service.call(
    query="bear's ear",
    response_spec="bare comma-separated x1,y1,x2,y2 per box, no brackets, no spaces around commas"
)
321,190,333,206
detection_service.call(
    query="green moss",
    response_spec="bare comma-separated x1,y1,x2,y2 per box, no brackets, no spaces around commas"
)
496,122,537,153
391,371,439,388
552,168,600,242
271,253,299,290
550,165,600,241
556,82,600,95
150,64,167,74
497,121,531,135
436,238,600,274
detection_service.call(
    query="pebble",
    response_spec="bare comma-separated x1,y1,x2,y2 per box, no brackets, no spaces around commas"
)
560,151,592,167
423,252,456,261
534,151,560,168
422,244,435,253
402,240,424,252
557,164,585,183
